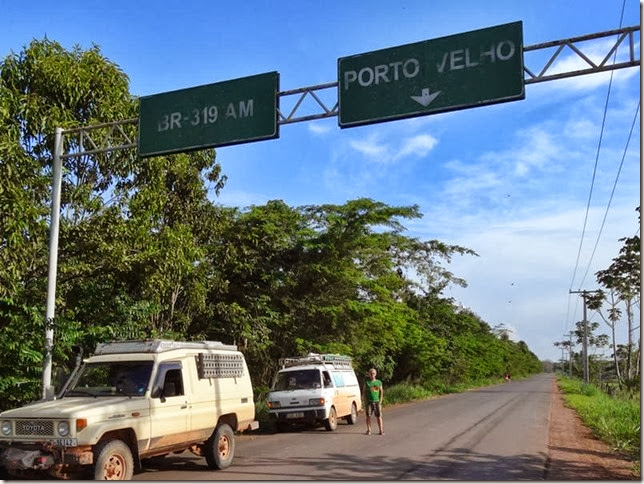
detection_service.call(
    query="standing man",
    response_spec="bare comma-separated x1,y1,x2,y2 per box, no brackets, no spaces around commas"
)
364,368,384,435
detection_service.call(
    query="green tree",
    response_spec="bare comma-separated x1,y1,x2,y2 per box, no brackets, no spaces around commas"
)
0,38,544,411
588,207,640,383
0,39,137,404
0,39,227,407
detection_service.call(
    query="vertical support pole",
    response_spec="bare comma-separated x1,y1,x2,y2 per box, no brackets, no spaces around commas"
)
581,292,589,384
42,127,63,399
570,289,598,384
568,331,574,378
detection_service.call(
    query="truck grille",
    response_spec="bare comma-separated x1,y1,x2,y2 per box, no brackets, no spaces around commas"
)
15,420,55,437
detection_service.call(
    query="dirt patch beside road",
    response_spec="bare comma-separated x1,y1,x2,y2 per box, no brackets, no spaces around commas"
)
546,378,639,480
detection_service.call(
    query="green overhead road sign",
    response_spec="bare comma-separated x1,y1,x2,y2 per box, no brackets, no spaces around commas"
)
338,21,524,128
139,71,279,157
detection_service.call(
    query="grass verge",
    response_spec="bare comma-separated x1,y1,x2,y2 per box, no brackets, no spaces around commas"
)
556,375,640,463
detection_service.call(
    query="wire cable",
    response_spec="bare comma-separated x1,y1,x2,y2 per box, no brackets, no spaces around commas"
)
579,101,640,287
566,0,627,330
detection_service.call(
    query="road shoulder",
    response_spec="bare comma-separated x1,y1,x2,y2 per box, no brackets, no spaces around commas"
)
545,377,639,480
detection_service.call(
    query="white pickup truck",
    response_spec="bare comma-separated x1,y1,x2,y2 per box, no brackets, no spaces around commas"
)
0,339,258,479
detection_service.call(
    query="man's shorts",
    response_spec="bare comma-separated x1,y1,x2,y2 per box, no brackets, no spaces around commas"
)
365,401,381,418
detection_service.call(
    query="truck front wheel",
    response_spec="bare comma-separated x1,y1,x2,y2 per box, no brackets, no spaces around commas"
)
93,439,134,480
205,423,235,470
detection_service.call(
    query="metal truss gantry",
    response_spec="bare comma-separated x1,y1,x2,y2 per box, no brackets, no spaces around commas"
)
60,25,640,161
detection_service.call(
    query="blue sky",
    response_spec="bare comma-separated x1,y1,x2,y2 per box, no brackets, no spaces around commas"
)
1,1,640,362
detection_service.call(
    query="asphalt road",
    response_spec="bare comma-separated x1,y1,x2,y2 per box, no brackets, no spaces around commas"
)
134,373,553,480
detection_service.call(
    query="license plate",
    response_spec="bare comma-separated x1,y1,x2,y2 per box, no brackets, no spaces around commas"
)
286,412,304,419
51,438,77,447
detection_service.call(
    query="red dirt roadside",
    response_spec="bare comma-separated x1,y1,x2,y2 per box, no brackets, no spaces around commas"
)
545,378,639,480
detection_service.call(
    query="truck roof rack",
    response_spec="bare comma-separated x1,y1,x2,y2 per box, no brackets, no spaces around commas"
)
94,339,238,355
279,353,353,370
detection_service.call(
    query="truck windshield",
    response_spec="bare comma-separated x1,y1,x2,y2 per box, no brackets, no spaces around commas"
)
272,369,321,390
66,361,153,397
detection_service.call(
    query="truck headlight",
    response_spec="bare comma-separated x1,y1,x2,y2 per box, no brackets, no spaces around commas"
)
267,401,281,409
309,398,325,406
1,420,11,436
57,421,70,437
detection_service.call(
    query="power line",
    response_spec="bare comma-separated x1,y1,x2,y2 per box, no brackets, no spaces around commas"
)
566,0,629,341
579,101,640,288
568,0,628,292
568,71,616,290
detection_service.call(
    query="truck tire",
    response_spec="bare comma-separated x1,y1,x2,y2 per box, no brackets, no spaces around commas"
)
93,439,134,480
346,402,358,425
205,423,235,470
324,406,338,431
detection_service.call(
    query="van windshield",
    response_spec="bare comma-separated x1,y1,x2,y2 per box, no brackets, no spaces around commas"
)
273,369,321,390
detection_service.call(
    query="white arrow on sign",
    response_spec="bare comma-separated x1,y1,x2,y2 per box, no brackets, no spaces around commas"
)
411,88,441,107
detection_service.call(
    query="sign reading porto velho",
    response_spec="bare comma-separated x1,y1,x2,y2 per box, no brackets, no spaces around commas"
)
338,21,524,128
138,71,279,157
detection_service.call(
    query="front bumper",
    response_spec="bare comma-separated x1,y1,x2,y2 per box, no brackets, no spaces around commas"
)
271,408,326,423
0,442,93,470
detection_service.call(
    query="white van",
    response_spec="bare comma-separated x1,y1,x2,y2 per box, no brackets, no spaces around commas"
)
266,353,362,431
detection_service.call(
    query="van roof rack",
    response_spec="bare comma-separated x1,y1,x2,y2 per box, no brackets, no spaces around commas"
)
94,339,238,355
279,353,353,370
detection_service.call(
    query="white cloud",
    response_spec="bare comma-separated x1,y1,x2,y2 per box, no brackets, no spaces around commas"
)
349,134,389,159
348,132,438,163
308,123,332,135
394,134,439,160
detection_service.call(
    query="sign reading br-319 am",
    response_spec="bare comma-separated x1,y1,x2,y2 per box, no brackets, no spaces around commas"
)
138,71,279,157
338,21,524,128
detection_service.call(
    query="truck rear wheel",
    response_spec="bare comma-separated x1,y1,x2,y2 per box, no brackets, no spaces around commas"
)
324,407,338,431
205,423,235,470
93,439,134,480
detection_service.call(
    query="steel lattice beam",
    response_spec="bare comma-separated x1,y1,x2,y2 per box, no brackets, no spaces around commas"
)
60,25,640,158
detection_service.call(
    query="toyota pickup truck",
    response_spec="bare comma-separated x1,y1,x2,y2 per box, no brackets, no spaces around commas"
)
0,339,258,479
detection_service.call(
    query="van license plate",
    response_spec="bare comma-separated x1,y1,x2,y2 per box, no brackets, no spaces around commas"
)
286,412,304,419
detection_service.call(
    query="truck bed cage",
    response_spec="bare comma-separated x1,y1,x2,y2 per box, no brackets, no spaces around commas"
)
94,339,238,355
279,353,353,370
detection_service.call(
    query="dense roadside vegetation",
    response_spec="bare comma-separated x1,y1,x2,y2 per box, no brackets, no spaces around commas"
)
557,375,640,464
0,39,539,411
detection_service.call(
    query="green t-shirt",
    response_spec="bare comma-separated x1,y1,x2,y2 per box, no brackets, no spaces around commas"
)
365,379,383,403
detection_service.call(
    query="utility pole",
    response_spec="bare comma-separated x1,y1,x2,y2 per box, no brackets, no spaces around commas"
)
42,128,63,400
569,290,600,384
567,331,574,378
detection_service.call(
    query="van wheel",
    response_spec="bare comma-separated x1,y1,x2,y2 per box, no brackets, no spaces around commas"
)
205,423,235,470
93,439,134,480
324,407,338,431
346,402,358,425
